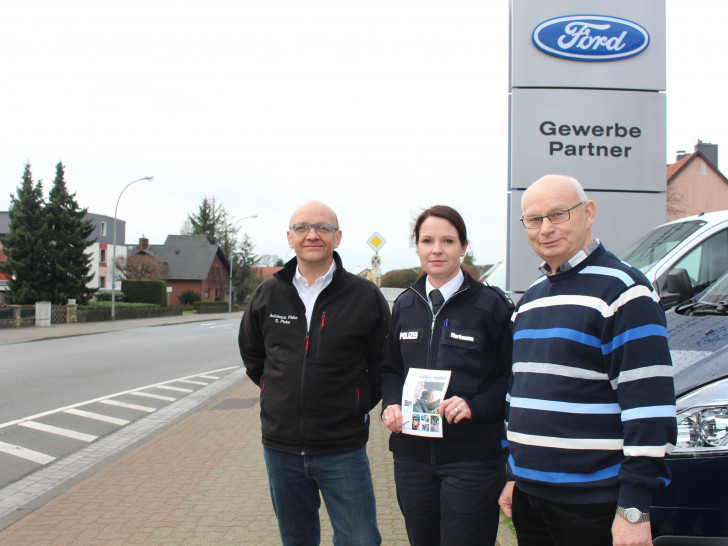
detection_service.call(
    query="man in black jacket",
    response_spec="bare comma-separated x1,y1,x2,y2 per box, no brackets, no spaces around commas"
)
239,200,391,546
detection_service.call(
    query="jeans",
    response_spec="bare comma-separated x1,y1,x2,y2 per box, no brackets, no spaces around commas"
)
263,446,381,546
393,456,505,546
512,484,616,546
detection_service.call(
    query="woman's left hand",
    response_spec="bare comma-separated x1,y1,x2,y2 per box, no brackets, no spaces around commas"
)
439,396,471,424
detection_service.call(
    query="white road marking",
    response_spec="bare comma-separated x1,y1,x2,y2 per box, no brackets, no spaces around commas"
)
178,379,209,386
0,440,55,465
64,409,129,426
129,391,176,402
156,385,193,393
100,399,156,413
0,366,240,430
198,375,220,380
19,421,97,442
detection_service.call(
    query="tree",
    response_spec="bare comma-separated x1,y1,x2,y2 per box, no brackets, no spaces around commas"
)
0,163,52,303
233,233,261,303
381,267,421,288
182,196,231,246
115,254,166,280
256,254,284,267
45,162,96,304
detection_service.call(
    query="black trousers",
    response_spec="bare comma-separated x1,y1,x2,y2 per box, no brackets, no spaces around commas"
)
512,484,616,546
393,456,505,546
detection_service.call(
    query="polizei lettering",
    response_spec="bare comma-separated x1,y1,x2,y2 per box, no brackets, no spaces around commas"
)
399,331,419,340
540,120,641,158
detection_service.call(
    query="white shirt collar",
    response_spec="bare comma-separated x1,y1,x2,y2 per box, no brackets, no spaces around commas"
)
425,269,464,306
293,259,336,328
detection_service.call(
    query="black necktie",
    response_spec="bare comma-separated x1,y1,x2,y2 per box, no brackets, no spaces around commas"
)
430,289,444,315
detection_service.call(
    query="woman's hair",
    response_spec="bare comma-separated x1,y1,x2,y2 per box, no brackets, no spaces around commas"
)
412,205,468,245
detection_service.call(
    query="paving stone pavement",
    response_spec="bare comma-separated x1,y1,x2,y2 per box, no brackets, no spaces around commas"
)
0,316,517,545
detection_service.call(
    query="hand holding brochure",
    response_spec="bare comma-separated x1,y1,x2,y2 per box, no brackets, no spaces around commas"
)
401,368,452,438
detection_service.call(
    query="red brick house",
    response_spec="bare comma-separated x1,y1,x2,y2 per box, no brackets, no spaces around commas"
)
132,235,231,306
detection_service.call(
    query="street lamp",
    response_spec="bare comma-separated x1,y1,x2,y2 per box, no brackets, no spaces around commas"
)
228,214,258,312
111,176,154,320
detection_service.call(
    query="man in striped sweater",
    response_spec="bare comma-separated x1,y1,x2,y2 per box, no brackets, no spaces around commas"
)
498,175,677,546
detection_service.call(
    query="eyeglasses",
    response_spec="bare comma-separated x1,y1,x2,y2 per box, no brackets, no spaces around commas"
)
289,223,338,236
520,202,585,230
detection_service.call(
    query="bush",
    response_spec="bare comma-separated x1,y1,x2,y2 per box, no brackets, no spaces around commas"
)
381,268,421,288
192,300,228,311
121,280,167,306
95,290,125,302
179,290,201,306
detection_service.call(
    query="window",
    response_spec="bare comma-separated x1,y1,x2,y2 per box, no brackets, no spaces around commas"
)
670,229,728,298
100,276,105,288
101,222,107,236
205,289,210,299
100,249,106,263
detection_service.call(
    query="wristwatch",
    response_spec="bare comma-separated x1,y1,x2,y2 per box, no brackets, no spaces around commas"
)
616,506,650,523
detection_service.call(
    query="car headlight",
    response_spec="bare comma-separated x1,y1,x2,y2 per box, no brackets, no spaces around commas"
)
673,376,728,455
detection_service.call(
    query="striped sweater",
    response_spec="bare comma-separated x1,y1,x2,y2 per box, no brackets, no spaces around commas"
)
506,243,677,510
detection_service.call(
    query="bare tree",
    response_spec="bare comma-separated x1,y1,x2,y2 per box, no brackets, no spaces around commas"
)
115,254,166,280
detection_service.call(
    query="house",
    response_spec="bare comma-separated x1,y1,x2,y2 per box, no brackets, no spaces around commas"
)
132,235,231,306
0,210,123,293
667,141,728,221
251,266,283,282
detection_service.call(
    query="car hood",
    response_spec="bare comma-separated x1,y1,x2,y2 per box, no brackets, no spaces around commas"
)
667,311,728,396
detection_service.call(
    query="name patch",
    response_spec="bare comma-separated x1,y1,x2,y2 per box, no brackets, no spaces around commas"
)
449,332,475,342
270,313,299,325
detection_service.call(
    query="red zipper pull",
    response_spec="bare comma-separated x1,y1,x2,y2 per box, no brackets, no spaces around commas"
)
305,332,309,352
321,311,327,330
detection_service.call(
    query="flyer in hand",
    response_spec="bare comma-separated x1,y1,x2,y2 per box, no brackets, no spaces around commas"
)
401,368,452,438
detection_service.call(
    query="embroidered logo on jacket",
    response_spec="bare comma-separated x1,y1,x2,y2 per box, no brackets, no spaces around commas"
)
400,331,419,340
449,332,475,342
270,313,298,325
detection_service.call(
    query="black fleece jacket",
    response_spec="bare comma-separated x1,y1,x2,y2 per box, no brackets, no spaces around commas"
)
381,271,513,463
238,252,391,455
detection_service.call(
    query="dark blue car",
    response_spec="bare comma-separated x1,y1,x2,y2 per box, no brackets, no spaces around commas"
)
651,271,728,544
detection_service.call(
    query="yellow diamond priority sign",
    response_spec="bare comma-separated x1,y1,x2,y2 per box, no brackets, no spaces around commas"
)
367,232,386,252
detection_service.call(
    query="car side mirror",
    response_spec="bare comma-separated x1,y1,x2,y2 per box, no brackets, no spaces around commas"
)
661,268,692,309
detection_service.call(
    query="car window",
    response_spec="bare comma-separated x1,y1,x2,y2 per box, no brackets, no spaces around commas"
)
671,229,728,298
618,220,705,272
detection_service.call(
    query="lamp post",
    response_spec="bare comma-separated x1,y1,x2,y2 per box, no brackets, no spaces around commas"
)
112,176,154,320
228,214,257,312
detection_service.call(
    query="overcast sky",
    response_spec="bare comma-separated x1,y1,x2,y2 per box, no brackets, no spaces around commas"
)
1,2,726,273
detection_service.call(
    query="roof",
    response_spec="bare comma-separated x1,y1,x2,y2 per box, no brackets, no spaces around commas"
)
252,266,282,281
667,150,728,184
137,235,229,281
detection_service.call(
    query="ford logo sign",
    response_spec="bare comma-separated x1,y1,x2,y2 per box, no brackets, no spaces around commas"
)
533,15,650,62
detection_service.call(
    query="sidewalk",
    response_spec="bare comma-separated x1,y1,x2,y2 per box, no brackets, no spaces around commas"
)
0,316,517,545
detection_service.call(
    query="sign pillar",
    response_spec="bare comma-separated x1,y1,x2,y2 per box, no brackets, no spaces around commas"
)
367,232,386,287
508,1,666,294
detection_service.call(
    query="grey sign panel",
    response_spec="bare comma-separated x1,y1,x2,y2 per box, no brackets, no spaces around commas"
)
509,88,666,192
507,190,666,294
510,0,665,91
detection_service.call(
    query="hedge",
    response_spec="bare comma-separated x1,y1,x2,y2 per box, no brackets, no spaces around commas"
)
121,280,167,306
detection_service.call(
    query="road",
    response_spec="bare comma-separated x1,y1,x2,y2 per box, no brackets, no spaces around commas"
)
0,318,244,489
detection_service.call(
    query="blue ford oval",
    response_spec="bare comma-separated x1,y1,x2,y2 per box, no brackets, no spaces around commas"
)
533,15,650,62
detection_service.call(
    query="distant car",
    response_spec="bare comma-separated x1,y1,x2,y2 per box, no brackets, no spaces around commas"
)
618,210,728,308
650,271,728,544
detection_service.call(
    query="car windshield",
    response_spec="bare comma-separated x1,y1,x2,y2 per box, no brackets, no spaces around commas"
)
618,220,706,272
696,271,728,305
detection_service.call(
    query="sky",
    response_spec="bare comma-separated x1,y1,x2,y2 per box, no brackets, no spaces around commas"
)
1,2,727,274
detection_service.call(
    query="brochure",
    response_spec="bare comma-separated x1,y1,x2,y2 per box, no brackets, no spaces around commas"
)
401,367,452,438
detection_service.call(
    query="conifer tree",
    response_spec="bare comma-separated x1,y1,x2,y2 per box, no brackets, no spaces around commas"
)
46,162,96,304
0,163,52,303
